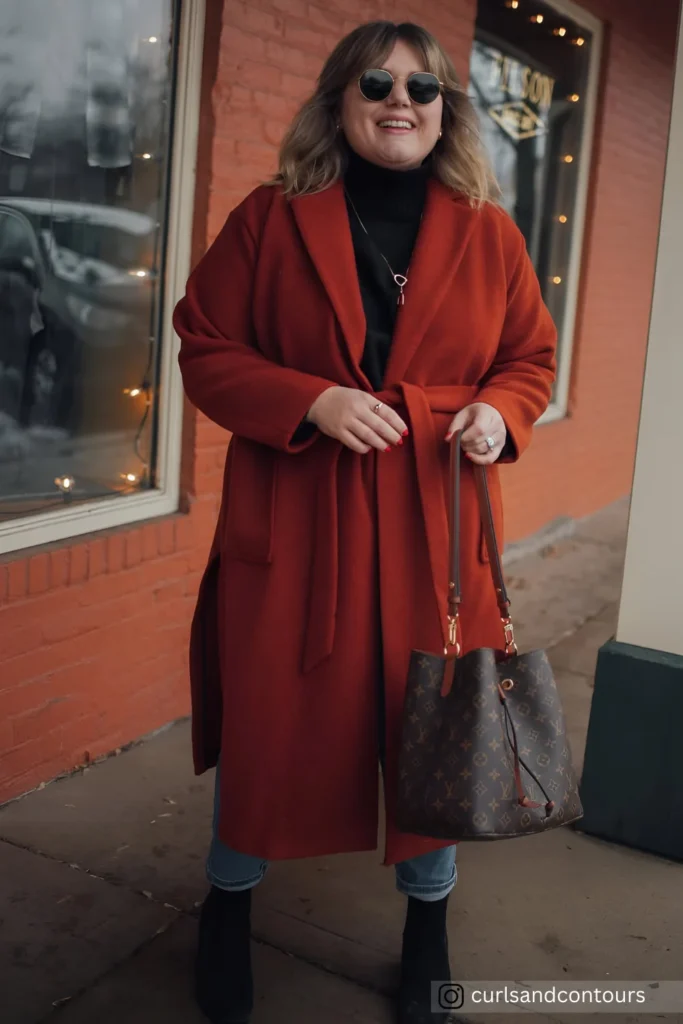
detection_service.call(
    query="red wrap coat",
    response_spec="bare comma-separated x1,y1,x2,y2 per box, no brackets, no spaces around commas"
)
173,178,556,865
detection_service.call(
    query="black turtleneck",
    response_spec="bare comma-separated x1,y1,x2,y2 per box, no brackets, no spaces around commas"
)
344,147,429,390
295,150,429,443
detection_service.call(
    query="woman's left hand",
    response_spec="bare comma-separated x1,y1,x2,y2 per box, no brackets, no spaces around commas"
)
445,402,507,465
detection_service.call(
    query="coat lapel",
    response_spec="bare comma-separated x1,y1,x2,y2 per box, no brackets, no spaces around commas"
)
291,182,367,375
384,180,480,384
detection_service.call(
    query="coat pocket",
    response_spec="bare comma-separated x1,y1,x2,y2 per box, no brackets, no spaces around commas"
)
222,437,277,564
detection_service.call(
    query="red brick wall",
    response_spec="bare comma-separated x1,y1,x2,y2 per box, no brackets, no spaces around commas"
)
0,0,678,803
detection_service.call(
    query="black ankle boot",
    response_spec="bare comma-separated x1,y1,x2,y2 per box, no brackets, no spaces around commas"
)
398,895,454,1024
195,885,253,1024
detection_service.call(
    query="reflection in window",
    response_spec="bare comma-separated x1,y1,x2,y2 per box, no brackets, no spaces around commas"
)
0,0,179,521
469,0,594,406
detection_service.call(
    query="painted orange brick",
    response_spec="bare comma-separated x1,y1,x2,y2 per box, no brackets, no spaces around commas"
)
7,560,27,602
1,624,37,662
49,549,70,589
0,739,57,789
223,0,285,38
142,524,159,562
28,554,50,596
12,697,82,748
88,539,107,578
307,5,346,33
0,683,54,722
69,545,89,585
107,534,125,573
125,530,143,569
157,519,176,555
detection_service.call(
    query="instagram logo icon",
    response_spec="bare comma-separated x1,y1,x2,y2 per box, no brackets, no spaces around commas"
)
437,983,465,1010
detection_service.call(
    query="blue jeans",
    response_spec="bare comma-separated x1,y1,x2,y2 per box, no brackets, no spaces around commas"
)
207,769,457,902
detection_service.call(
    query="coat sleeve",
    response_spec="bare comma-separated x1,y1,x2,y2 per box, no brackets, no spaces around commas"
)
173,195,336,452
475,222,557,461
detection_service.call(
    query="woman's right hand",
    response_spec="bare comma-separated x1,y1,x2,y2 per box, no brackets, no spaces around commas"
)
306,387,408,454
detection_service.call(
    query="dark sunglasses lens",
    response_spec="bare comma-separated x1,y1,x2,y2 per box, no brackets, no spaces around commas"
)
407,73,441,104
359,69,393,102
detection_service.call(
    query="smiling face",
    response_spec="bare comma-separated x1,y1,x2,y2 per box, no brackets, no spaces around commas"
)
339,39,444,171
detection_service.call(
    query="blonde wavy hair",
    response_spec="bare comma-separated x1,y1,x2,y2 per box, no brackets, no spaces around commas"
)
272,21,499,206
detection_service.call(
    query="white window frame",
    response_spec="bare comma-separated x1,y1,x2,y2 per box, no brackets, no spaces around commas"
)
0,0,205,556
535,0,603,424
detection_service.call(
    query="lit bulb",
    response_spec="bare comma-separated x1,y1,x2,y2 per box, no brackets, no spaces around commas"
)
569,94,580,102
141,153,153,160
129,269,148,278
531,14,544,23
554,27,567,36
55,476,75,492
558,215,568,224
122,472,139,484
146,36,159,43
575,36,586,46
563,154,574,163
505,0,520,7
124,387,142,398
552,276,562,285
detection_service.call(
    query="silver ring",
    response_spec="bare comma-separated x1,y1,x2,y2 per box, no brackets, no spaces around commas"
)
373,402,384,414
485,436,496,451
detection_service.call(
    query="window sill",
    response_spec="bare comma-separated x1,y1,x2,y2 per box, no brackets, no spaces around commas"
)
0,487,180,557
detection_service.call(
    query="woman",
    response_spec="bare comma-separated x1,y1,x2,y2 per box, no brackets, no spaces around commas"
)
174,19,556,1024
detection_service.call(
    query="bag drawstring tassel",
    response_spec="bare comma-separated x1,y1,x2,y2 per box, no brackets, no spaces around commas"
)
498,683,555,818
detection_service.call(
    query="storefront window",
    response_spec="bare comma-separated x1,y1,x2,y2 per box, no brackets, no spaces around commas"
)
469,0,600,415
0,0,180,523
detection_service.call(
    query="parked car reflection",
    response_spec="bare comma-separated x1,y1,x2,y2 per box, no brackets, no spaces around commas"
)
0,199,156,438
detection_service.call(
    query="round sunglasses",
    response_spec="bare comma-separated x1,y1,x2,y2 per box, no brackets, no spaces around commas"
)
358,68,443,105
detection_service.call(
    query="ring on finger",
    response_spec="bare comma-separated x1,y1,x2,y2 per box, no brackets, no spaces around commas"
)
373,402,384,414
485,436,496,451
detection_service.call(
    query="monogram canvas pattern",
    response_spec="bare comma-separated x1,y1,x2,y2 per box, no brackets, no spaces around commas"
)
396,647,584,840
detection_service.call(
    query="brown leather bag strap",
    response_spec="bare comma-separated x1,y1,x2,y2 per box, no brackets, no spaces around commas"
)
449,431,511,622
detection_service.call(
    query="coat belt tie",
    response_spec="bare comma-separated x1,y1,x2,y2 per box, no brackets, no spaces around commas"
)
302,383,479,674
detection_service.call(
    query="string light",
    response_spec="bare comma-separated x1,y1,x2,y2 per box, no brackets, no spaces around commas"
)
554,27,567,36
568,94,580,102
552,276,563,285
129,269,149,278
122,379,153,490
531,14,544,23
140,153,153,160
145,36,159,43
574,37,586,46
505,1,520,7
558,215,568,224
563,154,574,163
54,476,75,503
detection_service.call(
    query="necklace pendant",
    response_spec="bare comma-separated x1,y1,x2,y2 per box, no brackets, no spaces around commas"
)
394,273,408,306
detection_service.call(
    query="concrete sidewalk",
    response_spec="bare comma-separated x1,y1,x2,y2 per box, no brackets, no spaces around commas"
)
2,500,682,1024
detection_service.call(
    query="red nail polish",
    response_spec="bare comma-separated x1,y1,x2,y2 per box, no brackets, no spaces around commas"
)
385,446,392,453
397,439,403,446
402,430,409,437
